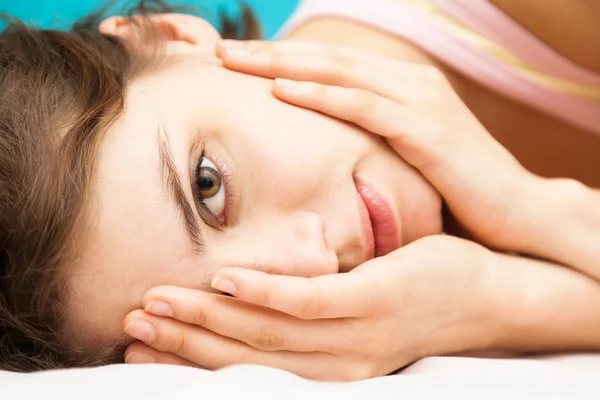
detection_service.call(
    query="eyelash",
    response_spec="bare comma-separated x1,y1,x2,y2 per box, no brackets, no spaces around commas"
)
194,144,236,229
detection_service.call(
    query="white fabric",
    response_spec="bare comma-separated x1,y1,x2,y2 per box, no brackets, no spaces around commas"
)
2,354,600,400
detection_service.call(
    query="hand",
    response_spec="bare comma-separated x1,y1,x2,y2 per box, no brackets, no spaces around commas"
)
215,40,543,253
122,235,495,381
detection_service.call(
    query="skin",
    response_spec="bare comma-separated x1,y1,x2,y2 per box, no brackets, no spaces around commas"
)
63,0,597,376
118,40,600,379
285,1,600,187
68,16,442,347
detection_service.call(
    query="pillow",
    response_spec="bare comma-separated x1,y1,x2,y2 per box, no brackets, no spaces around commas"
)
2,355,599,400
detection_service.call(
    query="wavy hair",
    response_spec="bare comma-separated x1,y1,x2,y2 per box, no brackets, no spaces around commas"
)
0,0,260,372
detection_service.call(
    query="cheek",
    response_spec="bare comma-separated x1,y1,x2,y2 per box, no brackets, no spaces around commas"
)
243,153,324,212
233,118,366,209
206,218,338,277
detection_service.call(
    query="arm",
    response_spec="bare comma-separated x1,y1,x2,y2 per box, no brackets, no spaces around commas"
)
510,179,600,283
480,247,600,353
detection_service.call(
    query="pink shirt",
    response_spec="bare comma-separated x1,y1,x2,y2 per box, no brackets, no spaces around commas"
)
275,0,600,136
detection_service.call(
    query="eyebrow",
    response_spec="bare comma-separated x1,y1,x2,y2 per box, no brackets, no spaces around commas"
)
157,126,205,253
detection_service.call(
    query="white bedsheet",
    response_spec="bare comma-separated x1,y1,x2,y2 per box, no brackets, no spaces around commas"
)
2,354,600,400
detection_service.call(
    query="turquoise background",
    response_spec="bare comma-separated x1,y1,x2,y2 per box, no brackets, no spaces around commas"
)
0,0,299,38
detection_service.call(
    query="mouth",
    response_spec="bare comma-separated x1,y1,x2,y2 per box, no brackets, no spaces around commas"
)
354,176,400,259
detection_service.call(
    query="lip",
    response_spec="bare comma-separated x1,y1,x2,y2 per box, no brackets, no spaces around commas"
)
355,188,375,262
354,176,400,258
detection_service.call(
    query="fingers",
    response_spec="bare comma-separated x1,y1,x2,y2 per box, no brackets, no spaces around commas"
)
140,286,349,353
125,341,199,368
122,310,356,380
271,79,439,169
273,79,414,136
208,266,382,319
216,39,425,103
216,39,458,171
124,312,235,370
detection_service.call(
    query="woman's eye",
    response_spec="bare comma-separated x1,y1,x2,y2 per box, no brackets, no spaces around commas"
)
196,157,225,221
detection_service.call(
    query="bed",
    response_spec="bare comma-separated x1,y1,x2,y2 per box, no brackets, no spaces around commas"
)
2,353,600,399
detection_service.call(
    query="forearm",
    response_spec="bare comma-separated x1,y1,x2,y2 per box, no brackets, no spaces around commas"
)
485,250,600,352
513,177,600,282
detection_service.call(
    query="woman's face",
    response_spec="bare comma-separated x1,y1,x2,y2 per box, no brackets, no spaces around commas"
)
69,18,442,346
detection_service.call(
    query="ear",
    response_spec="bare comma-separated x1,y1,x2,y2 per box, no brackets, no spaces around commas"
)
99,13,222,48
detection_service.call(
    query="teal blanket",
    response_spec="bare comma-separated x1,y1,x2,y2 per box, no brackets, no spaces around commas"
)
0,0,298,38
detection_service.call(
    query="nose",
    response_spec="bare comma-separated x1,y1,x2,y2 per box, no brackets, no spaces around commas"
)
224,212,339,278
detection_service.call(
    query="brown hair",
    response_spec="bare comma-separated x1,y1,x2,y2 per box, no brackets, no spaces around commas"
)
0,0,260,372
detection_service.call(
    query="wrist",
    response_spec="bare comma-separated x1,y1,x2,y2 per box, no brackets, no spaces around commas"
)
513,176,600,277
501,171,552,251
470,249,511,352
481,251,530,351
506,174,577,249
425,243,502,356
483,251,600,353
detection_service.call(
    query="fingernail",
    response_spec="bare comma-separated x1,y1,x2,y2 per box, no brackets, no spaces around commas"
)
125,351,156,364
226,48,253,59
145,301,173,317
221,39,245,49
211,277,236,295
124,319,156,344
275,78,298,90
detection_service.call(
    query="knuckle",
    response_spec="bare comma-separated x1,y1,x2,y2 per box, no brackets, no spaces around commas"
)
360,89,378,109
328,53,354,85
248,260,264,272
253,326,285,351
295,293,327,319
305,82,328,106
259,287,271,308
269,54,296,77
351,89,378,124
168,330,188,355
244,262,273,307
352,334,387,369
248,277,271,308
357,337,382,360
191,308,207,327
421,65,447,84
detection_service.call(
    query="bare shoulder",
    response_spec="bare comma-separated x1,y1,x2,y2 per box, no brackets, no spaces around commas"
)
490,0,600,72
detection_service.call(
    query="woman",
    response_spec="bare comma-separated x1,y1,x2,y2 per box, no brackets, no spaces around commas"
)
0,0,598,378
